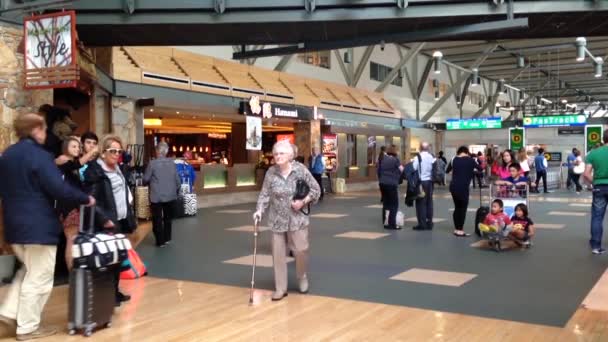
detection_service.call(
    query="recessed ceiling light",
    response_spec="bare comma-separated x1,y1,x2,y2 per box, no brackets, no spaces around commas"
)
176,111,180,114
150,108,154,112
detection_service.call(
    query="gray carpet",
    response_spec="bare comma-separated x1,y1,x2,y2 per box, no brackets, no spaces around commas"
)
136,188,606,327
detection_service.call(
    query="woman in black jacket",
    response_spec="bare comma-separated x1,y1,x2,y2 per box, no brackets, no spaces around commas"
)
448,146,482,237
378,145,404,230
83,135,135,306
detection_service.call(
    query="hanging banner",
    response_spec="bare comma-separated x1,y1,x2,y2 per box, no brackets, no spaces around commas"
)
509,127,525,151
246,116,262,150
585,125,604,155
322,134,338,158
24,11,78,89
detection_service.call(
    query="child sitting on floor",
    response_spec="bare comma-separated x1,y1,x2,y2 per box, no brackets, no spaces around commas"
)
509,203,535,247
479,199,512,234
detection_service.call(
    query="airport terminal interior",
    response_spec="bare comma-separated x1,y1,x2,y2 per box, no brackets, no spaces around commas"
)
1,1,608,341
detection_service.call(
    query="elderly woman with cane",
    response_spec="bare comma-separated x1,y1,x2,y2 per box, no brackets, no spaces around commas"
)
253,140,320,301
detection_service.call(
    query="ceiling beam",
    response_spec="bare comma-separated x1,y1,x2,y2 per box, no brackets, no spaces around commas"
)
333,50,352,86
352,45,375,87
416,58,434,99
376,42,425,92
421,72,469,122
233,19,526,59
274,54,294,71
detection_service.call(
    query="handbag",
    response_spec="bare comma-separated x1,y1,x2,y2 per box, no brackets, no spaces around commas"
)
573,161,585,175
120,248,147,279
293,179,311,215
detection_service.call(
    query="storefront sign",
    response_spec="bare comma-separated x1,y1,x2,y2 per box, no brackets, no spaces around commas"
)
24,11,78,89
558,127,585,135
240,97,313,120
325,118,400,131
445,117,502,130
322,134,338,158
523,114,586,128
276,134,295,144
585,125,604,155
208,133,227,139
246,116,262,150
509,128,525,151
544,152,562,162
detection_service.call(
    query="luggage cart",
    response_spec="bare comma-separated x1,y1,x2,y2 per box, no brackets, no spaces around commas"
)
479,184,530,252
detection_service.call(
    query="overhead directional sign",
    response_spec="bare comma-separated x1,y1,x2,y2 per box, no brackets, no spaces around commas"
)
445,117,502,130
523,114,586,128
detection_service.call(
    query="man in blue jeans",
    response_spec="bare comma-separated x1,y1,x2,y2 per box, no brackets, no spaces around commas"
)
413,142,436,230
584,131,608,254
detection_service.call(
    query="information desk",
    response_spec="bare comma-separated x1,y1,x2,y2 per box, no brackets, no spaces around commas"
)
194,164,259,194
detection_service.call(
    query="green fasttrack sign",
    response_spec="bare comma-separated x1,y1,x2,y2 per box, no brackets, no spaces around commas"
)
445,117,502,130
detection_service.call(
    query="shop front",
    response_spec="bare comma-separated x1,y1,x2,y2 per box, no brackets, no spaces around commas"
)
320,110,405,185
142,95,315,195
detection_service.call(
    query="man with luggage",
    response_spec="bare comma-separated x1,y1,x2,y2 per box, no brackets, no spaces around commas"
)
584,131,608,255
0,114,95,340
413,142,436,230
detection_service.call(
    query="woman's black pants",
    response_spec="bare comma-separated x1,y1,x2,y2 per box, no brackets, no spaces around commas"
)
380,184,399,228
451,191,470,231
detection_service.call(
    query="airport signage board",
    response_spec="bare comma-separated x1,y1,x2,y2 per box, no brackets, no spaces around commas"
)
523,114,586,128
445,117,502,130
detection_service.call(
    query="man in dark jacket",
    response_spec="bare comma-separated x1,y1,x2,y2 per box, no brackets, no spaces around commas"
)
0,113,94,340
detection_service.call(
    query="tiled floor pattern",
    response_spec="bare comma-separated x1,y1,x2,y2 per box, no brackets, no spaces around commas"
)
548,211,587,217
226,225,270,233
223,254,293,267
334,231,390,240
390,268,478,287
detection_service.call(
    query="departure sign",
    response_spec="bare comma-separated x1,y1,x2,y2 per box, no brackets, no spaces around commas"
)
445,117,502,130
523,114,586,128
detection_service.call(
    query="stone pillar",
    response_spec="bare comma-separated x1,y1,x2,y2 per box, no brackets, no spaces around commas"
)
435,130,445,155
93,87,111,135
111,97,144,146
294,120,321,162
0,22,53,152
404,128,412,162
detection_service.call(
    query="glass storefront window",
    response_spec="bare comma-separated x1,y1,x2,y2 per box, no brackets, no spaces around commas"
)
347,134,357,167
367,136,377,164
297,51,331,69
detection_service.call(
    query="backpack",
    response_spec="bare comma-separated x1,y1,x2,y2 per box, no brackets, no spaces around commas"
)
433,158,446,183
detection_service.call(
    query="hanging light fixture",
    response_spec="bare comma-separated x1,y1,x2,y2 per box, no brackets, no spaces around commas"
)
517,55,525,68
433,51,443,74
519,89,525,102
498,79,505,94
343,51,352,64
594,57,603,78
471,68,479,87
576,37,587,62
456,95,461,105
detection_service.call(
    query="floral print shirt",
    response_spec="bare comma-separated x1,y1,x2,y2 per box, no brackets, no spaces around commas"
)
256,161,321,233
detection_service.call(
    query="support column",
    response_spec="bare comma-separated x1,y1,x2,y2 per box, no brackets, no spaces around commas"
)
93,87,111,135
294,120,321,163
0,22,53,152
111,97,144,146
404,128,412,162
435,130,445,154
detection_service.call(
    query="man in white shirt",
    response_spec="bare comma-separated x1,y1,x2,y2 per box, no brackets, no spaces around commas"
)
412,142,436,230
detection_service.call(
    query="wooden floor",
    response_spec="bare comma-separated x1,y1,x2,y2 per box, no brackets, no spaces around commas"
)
0,277,606,342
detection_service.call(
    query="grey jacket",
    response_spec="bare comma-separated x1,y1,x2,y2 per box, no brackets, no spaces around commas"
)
143,157,181,203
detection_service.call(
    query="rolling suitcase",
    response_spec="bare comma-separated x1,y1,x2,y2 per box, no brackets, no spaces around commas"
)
68,206,116,337
474,186,489,237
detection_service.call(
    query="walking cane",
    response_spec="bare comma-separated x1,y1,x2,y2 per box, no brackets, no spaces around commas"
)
249,217,260,305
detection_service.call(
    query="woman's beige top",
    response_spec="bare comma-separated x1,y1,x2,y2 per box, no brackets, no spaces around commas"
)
256,161,321,233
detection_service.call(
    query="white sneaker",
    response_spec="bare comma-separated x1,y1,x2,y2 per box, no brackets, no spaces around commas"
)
299,277,309,294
